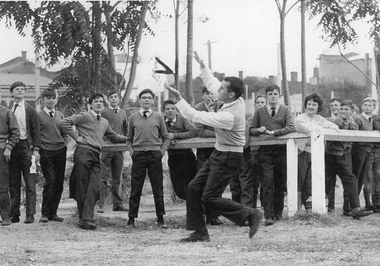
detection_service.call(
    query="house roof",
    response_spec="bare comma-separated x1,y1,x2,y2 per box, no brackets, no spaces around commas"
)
0,73,53,87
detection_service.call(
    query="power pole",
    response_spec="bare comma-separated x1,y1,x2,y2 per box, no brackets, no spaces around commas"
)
204,39,217,69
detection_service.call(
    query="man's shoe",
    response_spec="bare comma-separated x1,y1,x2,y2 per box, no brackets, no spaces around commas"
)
97,205,105,213
180,230,210,242
78,220,97,230
274,214,283,221
24,215,34,224
364,205,374,211
207,217,223,226
157,217,168,229
264,217,275,226
352,208,373,220
10,216,20,223
39,216,49,223
127,217,135,227
113,205,128,212
1,219,11,226
343,209,353,216
247,209,263,238
48,215,64,222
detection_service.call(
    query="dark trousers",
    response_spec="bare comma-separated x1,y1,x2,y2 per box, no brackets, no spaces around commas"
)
40,147,67,217
252,150,263,208
99,151,124,206
128,151,165,218
351,146,370,196
325,152,360,210
186,150,250,230
230,147,254,207
0,148,11,220
258,147,287,219
71,147,100,221
168,150,197,200
9,139,36,217
298,151,312,204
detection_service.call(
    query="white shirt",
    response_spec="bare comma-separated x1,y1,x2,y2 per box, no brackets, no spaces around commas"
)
267,104,279,116
13,100,27,139
139,108,152,118
43,107,55,118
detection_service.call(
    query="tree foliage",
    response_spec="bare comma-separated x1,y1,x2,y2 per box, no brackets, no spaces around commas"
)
306,0,380,49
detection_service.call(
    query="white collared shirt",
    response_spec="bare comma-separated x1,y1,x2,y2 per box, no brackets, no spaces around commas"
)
91,110,101,121
361,112,372,122
165,116,177,123
267,104,279,116
139,108,152,118
13,100,27,139
43,107,55,118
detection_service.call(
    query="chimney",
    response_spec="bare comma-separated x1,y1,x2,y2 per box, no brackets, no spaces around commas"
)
238,71,243,79
290,71,297,82
268,75,276,84
313,67,319,78
21,51,27,61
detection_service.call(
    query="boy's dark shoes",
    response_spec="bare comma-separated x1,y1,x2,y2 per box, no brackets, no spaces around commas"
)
157,216,168,229
180,229,210,242
207,216,223,226
11,216,20,223
247,209,263,238
127,217,135,227
24,215,34,224
343,210,352,216
352,208,373,220
39,216,49,223
48,215,64,222
1,219,11,226
113,205,128,212
78,220,97,230
264,217,275,226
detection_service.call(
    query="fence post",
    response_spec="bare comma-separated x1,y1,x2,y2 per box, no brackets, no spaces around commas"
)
311,131,326,214
286,138,298,216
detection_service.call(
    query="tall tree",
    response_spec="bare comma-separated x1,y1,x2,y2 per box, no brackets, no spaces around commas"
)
185,0,194,106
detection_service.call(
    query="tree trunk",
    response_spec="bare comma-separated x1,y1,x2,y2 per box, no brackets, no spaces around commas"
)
186,0,194,106
174,0,180,91
121,1,149,109
92,1,102,93
103,1,117,88
280,1,290,106
301,0,306,112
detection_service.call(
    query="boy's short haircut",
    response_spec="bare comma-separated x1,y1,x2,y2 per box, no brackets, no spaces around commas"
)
303,93,324,112
89,93,105,104
265,84,280,95
42,88,57,98
139,89,155,98
224,76,244,99
200,85,209,94
10,81,26,92
331,97,343,103
362,96,377,106
255,94,266,103
162,99,177,110
340,99,354,110
108,89,118,98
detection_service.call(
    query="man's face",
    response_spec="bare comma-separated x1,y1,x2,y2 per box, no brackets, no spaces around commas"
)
108,93,120,108
266,89,280,106
255,96,266,109
164,104,177,120
362,101,375,115
12,86,26,100
217,81,232,102
43,96,57,110
339,105,352,120
330,100,341,116
305,99,319,115
139,93,154,109
91,97,104,114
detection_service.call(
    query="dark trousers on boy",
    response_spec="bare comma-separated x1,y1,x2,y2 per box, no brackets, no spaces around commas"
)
0,148,11,220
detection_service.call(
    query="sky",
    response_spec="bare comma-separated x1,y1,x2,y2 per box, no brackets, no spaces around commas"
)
0,0,375,94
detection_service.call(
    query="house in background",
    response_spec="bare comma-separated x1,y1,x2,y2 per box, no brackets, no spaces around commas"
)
0,51,61,107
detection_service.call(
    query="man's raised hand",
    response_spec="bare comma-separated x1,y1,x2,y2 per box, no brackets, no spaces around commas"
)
164,82,182,102
194,51,205,68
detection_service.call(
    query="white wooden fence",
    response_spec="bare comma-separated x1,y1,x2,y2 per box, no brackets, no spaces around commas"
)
103,129,380,217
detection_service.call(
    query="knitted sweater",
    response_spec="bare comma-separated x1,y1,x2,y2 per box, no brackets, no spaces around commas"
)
373,114,380,148
250,104,295,151
193,101,221,137
61,111,127,153
101,107,128,144
38,109,68,151
325,116,358,156
126,111,170,154
352,114,373,152
0,105,20,151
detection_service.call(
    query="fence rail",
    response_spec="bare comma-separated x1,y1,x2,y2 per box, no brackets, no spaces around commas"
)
102,129,380,217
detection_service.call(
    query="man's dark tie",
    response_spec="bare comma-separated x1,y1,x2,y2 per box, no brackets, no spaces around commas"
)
97,115,101,121
143,111,149,118
271,107,276,118
113,109,118,113
13,103,19,113
49,111,54,118
369,117,372,123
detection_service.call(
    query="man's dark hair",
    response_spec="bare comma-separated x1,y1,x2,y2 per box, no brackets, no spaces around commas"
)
265,84,280,95
107,89,118,98
255,94,266,103
10,81,25,92
200,85,209,94
304,93,324,112
224,77,244,99
331,97,343,103
162,99,177,110
139,89,155,98
42,88,57,98
340,99,354,110
89,93,105,104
